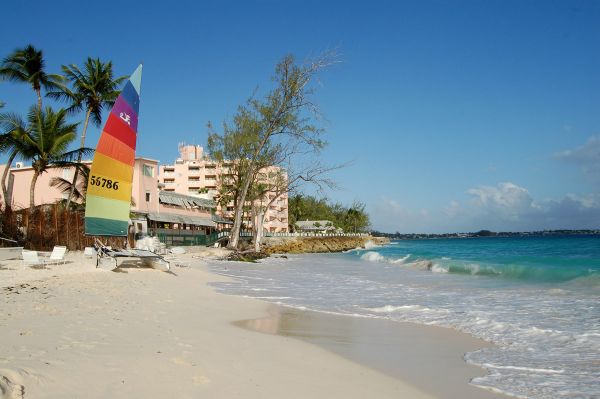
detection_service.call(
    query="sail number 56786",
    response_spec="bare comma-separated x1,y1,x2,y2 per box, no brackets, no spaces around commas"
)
90,175,119,190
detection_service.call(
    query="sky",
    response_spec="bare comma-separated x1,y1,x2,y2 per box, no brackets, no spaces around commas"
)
1,0,599,233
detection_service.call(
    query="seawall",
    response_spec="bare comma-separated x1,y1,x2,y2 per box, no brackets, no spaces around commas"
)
262,235,389,254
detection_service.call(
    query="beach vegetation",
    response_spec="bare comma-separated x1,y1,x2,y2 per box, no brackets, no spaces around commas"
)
49,163,90,208
0,44,62,110
0,45,63,209
0,111,35,209
48,57,125,209
208,53,337,250
7,106,88,209
288,194,370,233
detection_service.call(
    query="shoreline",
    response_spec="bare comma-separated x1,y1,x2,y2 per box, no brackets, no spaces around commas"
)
1,250,506,398
236,305,506,399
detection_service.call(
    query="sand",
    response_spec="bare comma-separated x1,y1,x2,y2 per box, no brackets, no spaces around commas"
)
0,249,504,398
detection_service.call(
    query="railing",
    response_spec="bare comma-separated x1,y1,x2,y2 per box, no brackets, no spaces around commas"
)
152,229,227,247
264,232,369,237
210,231,367,238
150,229,368,248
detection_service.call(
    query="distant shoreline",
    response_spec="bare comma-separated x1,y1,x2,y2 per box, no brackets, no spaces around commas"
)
372,229,600,240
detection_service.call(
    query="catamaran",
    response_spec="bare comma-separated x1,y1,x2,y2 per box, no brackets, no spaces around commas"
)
85,65,169,271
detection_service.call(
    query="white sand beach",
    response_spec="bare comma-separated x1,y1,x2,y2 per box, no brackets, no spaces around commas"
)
1,250,504,398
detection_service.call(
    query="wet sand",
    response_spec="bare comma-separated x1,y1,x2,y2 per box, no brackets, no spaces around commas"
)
238,306,507,399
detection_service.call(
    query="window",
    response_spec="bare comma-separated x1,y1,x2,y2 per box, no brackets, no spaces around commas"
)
145,192,151,202
143,164,154,177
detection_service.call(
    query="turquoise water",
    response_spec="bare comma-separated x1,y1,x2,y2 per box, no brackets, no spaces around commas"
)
377,235,600,284
210,235,600,398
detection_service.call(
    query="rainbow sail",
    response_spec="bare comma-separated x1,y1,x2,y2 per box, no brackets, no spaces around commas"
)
85,65,142,236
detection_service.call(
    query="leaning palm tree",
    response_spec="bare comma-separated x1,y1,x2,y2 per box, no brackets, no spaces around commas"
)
0,112,35,209
0,45,62,110
50,163,90,208
19,106,89,209
47,57,125,209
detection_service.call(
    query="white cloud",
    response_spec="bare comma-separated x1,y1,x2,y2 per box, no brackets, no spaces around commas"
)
464,182,599,231
371,183,600,233
467,182,538,221
555,135,600,182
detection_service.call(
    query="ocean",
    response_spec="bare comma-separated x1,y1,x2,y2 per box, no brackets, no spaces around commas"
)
209,235,600,398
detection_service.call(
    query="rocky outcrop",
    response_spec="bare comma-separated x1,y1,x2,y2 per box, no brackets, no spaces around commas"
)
262,236,389,254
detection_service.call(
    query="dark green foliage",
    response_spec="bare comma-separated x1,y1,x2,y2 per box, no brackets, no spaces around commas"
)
47,57,125,208
289,194,370,233
207,54,332,249
47,58,125,127
0,44,62,109
11,106,83,209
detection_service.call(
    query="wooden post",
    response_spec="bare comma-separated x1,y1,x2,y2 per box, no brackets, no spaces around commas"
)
65,209,70,248
75,212,80,250
39,209,44,250
54,204,58,245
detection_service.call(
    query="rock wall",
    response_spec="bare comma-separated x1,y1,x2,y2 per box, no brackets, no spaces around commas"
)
262,235,389,254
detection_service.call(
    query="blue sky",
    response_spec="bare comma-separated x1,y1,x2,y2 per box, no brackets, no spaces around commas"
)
2,0,599,232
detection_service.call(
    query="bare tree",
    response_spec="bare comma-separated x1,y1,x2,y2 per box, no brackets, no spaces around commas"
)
208,52,337,250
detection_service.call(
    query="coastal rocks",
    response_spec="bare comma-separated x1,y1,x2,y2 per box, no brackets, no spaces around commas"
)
226,251,269,262
262,236,389,255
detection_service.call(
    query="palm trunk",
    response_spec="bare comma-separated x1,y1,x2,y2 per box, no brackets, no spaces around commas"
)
65,108,91,209
36,89,42,111
30,168,40,210
1,150,17,210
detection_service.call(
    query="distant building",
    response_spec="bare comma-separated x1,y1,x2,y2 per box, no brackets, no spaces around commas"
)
157,144,289,233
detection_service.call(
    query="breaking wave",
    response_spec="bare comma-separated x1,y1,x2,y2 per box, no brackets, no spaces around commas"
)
360,251,411,264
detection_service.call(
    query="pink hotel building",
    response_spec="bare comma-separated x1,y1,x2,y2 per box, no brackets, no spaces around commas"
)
0,144,289,234
158,144,289,233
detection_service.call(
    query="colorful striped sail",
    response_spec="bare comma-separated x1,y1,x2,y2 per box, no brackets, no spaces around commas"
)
85,65,142,236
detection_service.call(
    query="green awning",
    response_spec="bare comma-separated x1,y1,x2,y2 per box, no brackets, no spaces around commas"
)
158,191,215,209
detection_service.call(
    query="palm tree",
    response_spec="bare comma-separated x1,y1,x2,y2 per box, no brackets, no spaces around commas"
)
0,112,34,209
50,163,90,207
48,57,125,209
0,45,62,110
18,106,85,209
